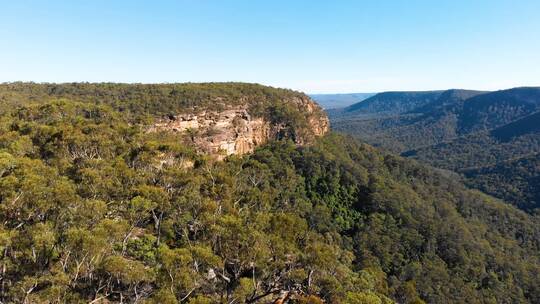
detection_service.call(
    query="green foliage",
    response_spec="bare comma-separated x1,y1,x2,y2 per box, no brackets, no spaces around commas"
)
332,87,540,212
0,82,312,122
463,153,540,211
0,84,538,303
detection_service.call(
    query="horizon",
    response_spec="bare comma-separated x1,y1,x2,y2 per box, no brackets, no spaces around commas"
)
3,81,539,96
2,1,540,93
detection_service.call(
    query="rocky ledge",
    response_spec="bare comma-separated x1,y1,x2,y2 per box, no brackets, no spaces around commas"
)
149,96,329,159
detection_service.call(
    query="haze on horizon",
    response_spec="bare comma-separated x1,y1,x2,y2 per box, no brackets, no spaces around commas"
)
1,0,539,93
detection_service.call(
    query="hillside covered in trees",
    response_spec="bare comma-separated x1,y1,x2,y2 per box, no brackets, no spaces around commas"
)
0,82,327,123
330,87,540,211
0,83,539,303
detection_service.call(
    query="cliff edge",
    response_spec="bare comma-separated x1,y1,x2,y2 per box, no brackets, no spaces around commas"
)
0,82,329,159
149,95,329,159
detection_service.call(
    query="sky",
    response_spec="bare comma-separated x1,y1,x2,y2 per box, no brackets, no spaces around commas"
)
1,0,539,93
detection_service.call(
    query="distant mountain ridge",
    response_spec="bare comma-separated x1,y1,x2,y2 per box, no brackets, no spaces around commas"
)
340,89,487,116
344,90,445,115
330,86,540,211
457,87,540,134
412,89,487,114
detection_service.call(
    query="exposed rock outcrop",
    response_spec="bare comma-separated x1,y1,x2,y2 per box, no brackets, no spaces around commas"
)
149,96,329,159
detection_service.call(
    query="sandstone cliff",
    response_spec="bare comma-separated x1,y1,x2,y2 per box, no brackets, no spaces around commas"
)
149,95,329,159
0,82,329,160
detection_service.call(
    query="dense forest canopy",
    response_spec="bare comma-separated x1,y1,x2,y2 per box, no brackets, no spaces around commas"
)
330,87,540,212
0,83,539,303
0,82,323,123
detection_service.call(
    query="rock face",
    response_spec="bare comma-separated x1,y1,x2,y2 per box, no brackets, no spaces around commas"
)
149,96,329,159
297,96,331,141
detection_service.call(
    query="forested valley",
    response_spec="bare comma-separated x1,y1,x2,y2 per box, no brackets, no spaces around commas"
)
326,88,540,212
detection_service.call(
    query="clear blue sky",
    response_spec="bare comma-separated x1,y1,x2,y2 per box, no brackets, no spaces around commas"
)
1,0,539,93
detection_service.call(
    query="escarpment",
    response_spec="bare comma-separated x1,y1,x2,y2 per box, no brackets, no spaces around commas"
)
149,95,329,159
0,82,329,159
